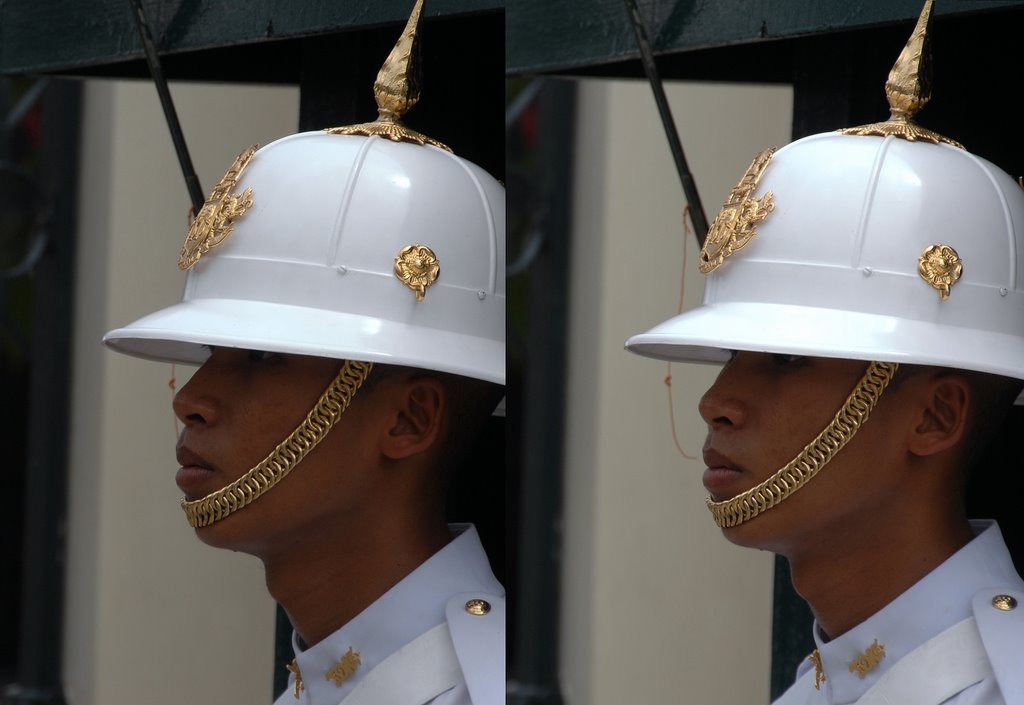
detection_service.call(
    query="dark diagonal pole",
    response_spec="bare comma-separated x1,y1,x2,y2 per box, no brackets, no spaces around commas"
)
127,0,205,212
623,0,709,244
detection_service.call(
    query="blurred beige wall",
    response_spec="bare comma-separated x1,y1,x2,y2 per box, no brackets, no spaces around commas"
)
561,78,792,705
66,79,298,705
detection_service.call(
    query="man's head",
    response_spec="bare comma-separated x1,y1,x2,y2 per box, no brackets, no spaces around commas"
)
625,2,1024,535
103,100,504,540
170,350,502,557
697,352,1023,554
627,129,1024,532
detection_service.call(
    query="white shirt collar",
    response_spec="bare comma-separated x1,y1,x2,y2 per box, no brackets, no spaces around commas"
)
284,523,502,704
796,520,1021,704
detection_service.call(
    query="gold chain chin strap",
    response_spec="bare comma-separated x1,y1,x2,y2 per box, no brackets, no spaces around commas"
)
707,360,899,528
181,359,374,528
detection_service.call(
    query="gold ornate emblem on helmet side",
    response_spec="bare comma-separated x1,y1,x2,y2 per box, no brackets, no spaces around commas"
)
699,147,777,274
326,0,452,152
918,244,962,300
178,145,258,270
394,244,440,301
840,0,963,148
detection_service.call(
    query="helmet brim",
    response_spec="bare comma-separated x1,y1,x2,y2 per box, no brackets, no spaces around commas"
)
626,301,1024,384
103,297,505,385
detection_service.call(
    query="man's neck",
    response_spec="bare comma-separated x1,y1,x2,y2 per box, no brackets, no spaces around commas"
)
262,518,451,647
786,511,974,640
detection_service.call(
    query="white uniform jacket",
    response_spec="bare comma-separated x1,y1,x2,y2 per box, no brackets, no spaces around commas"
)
273,524,504,705
775,520,1024,705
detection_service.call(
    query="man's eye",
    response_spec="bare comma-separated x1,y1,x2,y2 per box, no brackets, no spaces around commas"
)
772,353,807,366
247,350,280,362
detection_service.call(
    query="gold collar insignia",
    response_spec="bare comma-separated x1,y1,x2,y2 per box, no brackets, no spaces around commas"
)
808,649,826,690
849,639,886,679
326,646,362,687
286,659,303,699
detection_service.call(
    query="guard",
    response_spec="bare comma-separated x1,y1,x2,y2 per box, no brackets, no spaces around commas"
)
626,1,1024,703
102,1,505,703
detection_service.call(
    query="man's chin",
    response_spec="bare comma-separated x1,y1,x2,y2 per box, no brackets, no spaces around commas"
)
189,512,263,554
715,511,789,554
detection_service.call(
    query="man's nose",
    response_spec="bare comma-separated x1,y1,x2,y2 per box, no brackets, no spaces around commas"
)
172,360,220,427
698,360,749,430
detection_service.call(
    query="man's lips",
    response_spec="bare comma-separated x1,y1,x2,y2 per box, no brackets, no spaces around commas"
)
702,448,746,498
175,446,218,496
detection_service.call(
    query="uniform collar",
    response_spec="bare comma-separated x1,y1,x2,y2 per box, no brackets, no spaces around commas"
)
284,523,502,704
797,520,1019,704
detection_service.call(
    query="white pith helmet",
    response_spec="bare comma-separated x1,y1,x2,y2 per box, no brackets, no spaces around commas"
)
625,131,1024,385
102,131,505,385
626,0,1024,390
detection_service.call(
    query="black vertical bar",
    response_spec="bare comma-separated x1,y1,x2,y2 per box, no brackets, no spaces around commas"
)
506,78,575,705
4,79,81,705
297,32,378,132
791,35,855,140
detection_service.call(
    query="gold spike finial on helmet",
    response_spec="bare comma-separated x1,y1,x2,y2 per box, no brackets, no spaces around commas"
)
374,0,425,122
840,0,962,148
326,0,451,151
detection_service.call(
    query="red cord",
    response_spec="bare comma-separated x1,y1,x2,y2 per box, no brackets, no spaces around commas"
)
665,206,697,460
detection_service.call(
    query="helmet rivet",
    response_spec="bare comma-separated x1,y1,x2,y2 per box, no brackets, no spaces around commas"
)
1000,287,1009,297
336,265,348,275
477,290,487,300
862,267,872,277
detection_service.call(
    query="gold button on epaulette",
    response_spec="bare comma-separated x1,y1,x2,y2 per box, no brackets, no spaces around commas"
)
992,594,1018,611
465,599,491,616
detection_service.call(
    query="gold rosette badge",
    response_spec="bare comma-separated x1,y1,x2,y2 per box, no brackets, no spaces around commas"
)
394,244,440,301
918,244,962,300
178,145,258,270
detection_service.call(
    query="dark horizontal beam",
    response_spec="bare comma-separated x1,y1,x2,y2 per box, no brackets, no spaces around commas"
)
508,0,1024,78
0,0,500,79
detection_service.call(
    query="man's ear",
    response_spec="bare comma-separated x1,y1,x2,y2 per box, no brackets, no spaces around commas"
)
907,373,970,458
379,376,446,460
